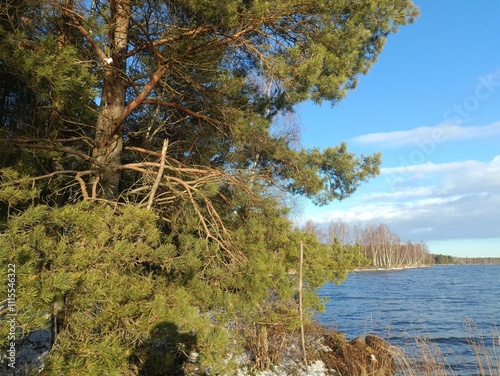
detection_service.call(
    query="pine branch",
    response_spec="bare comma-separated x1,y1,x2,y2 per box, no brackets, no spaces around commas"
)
61,5,108,63
126,26,214,57
5,139,97,165
112,64,170,135
0,170,92,187
141,99,221,125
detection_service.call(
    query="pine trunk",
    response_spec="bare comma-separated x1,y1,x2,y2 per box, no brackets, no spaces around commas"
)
91,0,130,200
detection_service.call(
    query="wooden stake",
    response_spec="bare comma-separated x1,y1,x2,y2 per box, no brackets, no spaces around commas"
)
299,241,307,365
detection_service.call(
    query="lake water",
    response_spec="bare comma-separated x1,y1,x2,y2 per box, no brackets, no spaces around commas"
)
316,265,500,375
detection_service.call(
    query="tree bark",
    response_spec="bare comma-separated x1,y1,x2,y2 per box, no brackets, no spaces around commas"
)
91,0,130,200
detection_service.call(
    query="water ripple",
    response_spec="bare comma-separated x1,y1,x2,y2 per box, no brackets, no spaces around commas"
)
315,265,500,374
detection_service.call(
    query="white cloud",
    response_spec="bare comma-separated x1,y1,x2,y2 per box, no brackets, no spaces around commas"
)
312,202,406,224
381,157,500,192
352,121,500,148
381,159,486,176
367,186,435,200
305,156,500,247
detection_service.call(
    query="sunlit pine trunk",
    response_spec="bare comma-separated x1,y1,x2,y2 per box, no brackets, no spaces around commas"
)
91,0,130,200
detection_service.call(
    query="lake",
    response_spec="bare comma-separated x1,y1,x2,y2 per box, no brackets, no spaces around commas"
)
315,265,500,375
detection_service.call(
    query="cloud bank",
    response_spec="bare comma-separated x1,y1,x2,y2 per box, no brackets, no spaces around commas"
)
352,122,500,148
309,156,500,247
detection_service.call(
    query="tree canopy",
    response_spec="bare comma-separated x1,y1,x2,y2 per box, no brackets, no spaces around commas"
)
0,0,417,206
0,0,417,373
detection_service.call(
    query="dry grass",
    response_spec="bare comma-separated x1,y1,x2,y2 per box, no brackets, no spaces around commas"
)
385,321,500,376
240,321,499,375
466,320,500,376
392,337,454,376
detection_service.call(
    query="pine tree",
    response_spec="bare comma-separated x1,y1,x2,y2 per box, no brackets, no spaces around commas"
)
0,0,418,373
0,0,417,209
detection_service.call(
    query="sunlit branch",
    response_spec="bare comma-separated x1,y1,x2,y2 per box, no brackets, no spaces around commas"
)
141,99,222,125
61,5,108,62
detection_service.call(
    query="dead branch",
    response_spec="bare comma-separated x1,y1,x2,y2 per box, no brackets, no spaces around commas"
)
119,160,246,264
75,172,90,200
124,146,162,158
0,170,91,186
61,5,108,62
146,139,168,210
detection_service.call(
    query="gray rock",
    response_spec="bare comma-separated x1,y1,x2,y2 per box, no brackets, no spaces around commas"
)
1,329,51,375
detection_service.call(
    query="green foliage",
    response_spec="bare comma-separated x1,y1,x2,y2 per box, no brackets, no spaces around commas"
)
0,0,415,206
284,143,382,205
0,33,97,111
0,168,38,207
0,196,368,374
306,239,370,289
433,254,456,265
0,0,419,373
0,203,234,374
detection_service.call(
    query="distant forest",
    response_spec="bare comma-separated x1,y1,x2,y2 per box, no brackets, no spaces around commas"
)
305,219,500,268
305,219,433,269
434,254,500,265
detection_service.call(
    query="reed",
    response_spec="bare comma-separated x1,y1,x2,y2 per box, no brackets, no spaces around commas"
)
465,319,499,376
247,321,500,375
388,321,500,376
392,337,454,376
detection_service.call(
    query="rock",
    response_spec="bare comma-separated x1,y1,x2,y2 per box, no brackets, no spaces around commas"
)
365,335,396,375
299,360,330,376
1,329,51,375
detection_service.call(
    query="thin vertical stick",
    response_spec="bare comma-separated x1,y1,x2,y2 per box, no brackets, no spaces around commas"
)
147,139,168,210
299,241,307,365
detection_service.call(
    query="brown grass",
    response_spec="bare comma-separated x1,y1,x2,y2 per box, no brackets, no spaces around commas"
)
379,321,500,376
309,321,500,376
466,319,499,376
240,320,499,375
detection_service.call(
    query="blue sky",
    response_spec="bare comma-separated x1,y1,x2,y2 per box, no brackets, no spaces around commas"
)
296,1,500,257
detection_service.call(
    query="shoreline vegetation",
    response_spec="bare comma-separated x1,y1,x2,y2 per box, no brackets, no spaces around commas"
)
435,255,500,265
6,319,499,375
320,321,500,376
238,320,500,376
354,264,432,272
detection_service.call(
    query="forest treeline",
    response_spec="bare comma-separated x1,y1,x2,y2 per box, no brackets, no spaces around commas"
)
307,219,499,268
434,254,500,265
305,219,433,269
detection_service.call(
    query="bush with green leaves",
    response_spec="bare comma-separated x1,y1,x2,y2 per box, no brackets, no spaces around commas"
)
0,198,367,374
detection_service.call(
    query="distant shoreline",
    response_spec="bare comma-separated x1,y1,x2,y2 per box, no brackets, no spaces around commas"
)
354,264,432,272
354,263,500,272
